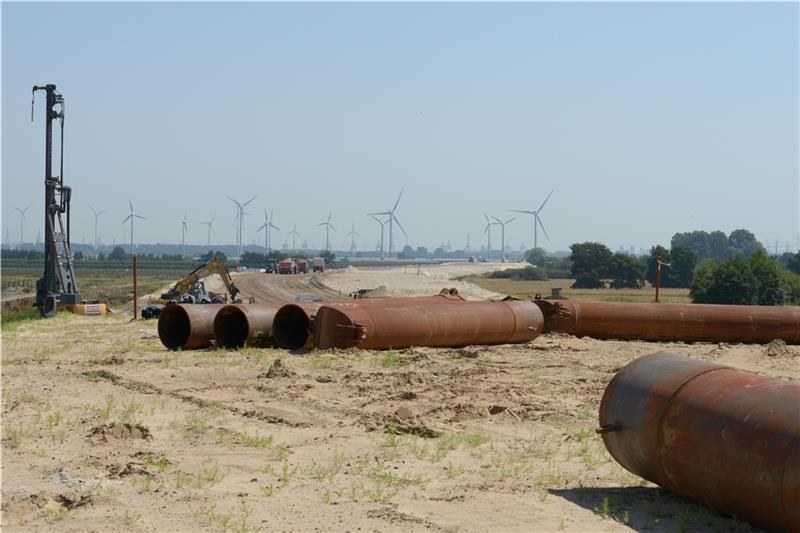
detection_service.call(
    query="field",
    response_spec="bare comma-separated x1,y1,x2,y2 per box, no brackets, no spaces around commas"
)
1,262,795,532
466,277,691,303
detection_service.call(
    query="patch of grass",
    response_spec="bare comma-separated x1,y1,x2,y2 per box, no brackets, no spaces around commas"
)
43,506,71,521
215,427,274,448
195,459,228,489
374,350,408,369
196,502,253,533
122,509,142,525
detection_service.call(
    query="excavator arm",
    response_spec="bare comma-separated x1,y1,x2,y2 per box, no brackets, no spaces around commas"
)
160,257,240,303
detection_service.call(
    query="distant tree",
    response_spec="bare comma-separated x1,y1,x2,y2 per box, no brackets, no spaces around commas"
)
728,229,766,257
609,253,645,288
398,245,415,259
690,252,787,305
646,245,697,288
671,230,730,261
748,251,786,305
240,251,266,268
319,250,336,265
73,251,84,260
108,246,127,261
415,246,429,259
669,245,697,288
525,248,547,268
200,250,227,262
433,246,446,258
569,242,612,288
780,251,800,274
645,246,670,286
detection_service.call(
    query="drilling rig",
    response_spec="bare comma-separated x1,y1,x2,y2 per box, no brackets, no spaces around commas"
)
31,84,102,317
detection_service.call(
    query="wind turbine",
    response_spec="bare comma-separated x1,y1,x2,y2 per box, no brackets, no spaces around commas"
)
347,223,360,254
483,213,499,260
511,189,554,250
181,214,188,258
288,224,301,251
227,195,257,257
369,188,407,257
492,216,516,263
90,206,108,252
317,212,336,251
201,214,216,247
371,215,386,259
13,203,32,250
267,210,279,252
122,201,145,256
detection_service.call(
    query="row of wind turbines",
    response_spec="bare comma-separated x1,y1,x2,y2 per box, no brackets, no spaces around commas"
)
11,190,554,261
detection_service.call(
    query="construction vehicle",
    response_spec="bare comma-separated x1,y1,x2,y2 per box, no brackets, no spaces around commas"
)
278,259,297,274
313,257,325,272
141,257,241,318
296,259,309,274
31,84,106,316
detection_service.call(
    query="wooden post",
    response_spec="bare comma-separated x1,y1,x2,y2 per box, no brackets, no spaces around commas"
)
133,255,138,319
655,252,661,304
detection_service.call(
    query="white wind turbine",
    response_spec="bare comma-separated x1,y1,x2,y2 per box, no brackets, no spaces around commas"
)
227,195,257,257
258,209,280,253
492,215,516,263
347,222,359,253
122,201,145,256
288,224,301,251
181,214,189,257
483,213,499,260
201,214,216,247
317,212,336,251
369,188,407,257
13,203,32,250
371,215,386,259
511,189,554,250
90,206,108,252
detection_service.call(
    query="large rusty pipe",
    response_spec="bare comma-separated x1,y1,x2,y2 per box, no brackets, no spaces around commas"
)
272,291,466,350
213,303,283,349
313,299,543,350
272,302,323,350
598,352,800,531
158,304,226,350
535,299,800,344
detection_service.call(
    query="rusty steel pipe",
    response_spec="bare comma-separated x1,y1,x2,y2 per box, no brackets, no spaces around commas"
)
157,304,226,350
313,298,543,350
271,291,467,350
213,303,284,349
272,302,324,350
535,299,800,344
598,352,800,531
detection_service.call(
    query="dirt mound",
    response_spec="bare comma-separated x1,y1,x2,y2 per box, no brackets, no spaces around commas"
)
260,358,295,379
2,491,93,520
764,339,796,357
89,422,152,442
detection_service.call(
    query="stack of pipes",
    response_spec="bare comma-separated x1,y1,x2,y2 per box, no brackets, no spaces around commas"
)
157,289,544,351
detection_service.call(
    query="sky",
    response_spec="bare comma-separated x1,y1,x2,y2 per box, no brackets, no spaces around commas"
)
2,2,798,254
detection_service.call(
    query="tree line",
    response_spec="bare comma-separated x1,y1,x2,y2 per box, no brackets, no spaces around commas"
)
519,229,800,306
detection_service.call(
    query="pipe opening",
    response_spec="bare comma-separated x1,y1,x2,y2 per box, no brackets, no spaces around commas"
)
158,305,191,350
214,306,249,349
274,304,311,349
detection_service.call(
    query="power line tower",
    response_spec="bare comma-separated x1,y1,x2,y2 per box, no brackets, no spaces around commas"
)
32,84,81,316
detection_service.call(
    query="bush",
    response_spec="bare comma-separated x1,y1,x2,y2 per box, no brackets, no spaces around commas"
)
690,252,791,305
487,266,549,281
572,272,605,289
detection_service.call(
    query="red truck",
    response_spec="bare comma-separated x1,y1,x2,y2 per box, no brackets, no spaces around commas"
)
277,259,297,274
296,259,309,274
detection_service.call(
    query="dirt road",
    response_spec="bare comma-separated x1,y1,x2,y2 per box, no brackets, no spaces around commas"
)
3,263,794,532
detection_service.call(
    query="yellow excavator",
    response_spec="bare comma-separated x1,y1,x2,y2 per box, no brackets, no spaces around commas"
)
142,256,241,318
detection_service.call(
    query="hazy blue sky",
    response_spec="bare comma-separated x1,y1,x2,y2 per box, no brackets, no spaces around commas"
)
3,2,798,253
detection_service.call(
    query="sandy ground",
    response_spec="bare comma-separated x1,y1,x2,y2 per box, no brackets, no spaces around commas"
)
3,264,797,532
